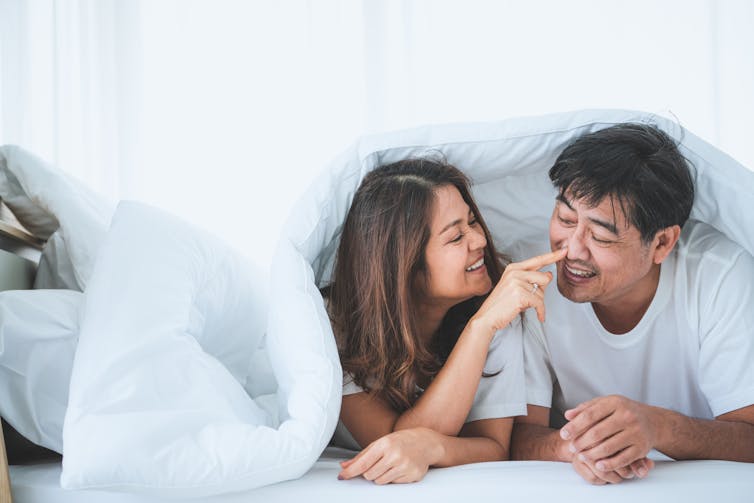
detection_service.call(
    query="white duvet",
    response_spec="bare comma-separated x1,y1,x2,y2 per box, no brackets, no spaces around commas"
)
1,109,753,496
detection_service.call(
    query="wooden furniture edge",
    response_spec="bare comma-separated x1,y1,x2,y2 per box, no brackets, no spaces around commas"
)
0,423,13,503
0,220,44,250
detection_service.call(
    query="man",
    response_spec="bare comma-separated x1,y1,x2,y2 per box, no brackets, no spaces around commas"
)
511,123,754,484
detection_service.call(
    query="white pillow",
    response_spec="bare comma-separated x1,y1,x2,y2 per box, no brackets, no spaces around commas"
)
0,289,81,453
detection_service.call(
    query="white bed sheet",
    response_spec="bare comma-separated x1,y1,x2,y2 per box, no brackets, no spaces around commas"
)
10,448,754,503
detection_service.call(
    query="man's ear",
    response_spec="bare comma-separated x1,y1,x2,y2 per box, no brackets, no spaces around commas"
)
651,225,681,264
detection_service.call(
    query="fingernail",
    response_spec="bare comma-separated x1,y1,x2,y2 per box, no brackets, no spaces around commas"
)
578,454,586,462
625,472,635,479
595,462,605,471
560,429,571,440
637,467,647,478
337,475,344,480
568,443,577,453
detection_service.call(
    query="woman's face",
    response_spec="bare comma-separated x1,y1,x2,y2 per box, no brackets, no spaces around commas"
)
419,185,492,308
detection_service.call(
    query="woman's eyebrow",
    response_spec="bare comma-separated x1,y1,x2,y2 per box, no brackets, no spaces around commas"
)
439,219,462,235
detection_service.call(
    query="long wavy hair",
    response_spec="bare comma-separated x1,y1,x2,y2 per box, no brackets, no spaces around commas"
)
326,157,506,412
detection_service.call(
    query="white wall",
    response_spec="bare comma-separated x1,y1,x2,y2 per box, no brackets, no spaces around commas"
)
1,0,753,267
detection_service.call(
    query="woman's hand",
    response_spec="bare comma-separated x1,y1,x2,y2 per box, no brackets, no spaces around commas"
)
337,427,443,484
471,248,566,332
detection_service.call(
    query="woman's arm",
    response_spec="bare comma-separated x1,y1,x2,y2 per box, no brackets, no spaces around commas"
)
395,249,565,436
341,249,566,447
338,319,503,447
338,317,502,447
338,418,513,484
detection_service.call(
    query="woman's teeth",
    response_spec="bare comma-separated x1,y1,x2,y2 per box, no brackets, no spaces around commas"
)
466,258,484,272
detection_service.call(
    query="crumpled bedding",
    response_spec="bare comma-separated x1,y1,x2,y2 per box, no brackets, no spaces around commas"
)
1,109,753,496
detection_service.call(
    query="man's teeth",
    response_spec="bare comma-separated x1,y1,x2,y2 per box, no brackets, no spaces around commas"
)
466,258,484,272
566,265,595,278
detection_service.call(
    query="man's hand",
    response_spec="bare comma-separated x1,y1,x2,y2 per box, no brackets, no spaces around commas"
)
561,395,656,472
571,454,653,485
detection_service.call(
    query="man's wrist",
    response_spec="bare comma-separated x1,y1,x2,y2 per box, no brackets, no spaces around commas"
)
645,403,671,451
553,430,573,462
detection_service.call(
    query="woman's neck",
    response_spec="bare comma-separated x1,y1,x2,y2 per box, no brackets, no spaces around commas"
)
416,301,449,344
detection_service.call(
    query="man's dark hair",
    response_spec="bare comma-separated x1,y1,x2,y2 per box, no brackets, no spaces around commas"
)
548,123,695,243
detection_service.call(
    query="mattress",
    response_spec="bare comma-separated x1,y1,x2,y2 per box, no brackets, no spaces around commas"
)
9,448,754,503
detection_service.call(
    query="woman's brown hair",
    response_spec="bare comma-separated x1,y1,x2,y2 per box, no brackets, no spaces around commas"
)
327,157,506,412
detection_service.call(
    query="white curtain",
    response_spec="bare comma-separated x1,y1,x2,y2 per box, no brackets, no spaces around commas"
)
1,0,753,267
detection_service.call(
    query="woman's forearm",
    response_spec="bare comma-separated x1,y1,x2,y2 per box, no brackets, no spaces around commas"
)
394,317,496,435
430,429,509,467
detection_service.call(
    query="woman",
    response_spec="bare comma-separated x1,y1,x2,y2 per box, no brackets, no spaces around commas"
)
326,157,565,484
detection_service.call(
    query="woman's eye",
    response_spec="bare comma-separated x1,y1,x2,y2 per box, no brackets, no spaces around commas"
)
450,233,464,243
469,217,478,226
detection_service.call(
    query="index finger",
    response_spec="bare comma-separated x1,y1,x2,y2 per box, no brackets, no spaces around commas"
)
511,248,567,271
338,444,383,480
560,399,611,441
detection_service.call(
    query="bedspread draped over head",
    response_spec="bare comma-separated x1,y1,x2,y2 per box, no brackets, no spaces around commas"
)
2,109,753,496
286,109,753,293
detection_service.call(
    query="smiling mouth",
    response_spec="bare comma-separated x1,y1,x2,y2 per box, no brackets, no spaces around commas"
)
564,263,596,279
466,257,485,272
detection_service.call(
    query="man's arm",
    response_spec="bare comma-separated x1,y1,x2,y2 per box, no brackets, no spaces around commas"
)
562,398,754,471
511,405,569,461
654,405,754,461
512,405,652,484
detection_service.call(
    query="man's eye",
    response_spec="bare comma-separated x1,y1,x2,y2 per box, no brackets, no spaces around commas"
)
592,236,613,244
558,215,575,226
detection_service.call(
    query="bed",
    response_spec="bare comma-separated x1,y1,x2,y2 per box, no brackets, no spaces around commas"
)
8,449,754,502
1,109,753,501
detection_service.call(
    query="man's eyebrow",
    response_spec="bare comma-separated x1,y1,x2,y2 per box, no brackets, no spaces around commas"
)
588,216,618,235
556,194,574,210
557,194,618,235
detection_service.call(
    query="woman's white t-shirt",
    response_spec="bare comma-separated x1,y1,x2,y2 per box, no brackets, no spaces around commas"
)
332,318,527,450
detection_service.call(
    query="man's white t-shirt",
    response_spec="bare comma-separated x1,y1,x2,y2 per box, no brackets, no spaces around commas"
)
524,221,754,422
332,318,527,450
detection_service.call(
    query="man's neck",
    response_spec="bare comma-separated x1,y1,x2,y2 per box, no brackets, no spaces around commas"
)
591,264,661,335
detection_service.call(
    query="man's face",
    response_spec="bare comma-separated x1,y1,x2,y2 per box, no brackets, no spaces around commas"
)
549,192,657,307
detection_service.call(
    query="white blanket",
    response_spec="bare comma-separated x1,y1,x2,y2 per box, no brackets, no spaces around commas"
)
0,146,338,496
2,108,753,496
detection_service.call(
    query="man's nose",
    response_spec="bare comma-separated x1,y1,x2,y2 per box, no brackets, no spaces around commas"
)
565,228,589,261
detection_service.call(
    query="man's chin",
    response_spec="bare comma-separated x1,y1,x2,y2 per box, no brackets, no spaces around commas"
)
556,279,593,304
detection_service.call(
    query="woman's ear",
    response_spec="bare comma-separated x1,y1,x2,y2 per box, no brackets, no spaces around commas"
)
652,225,682,264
